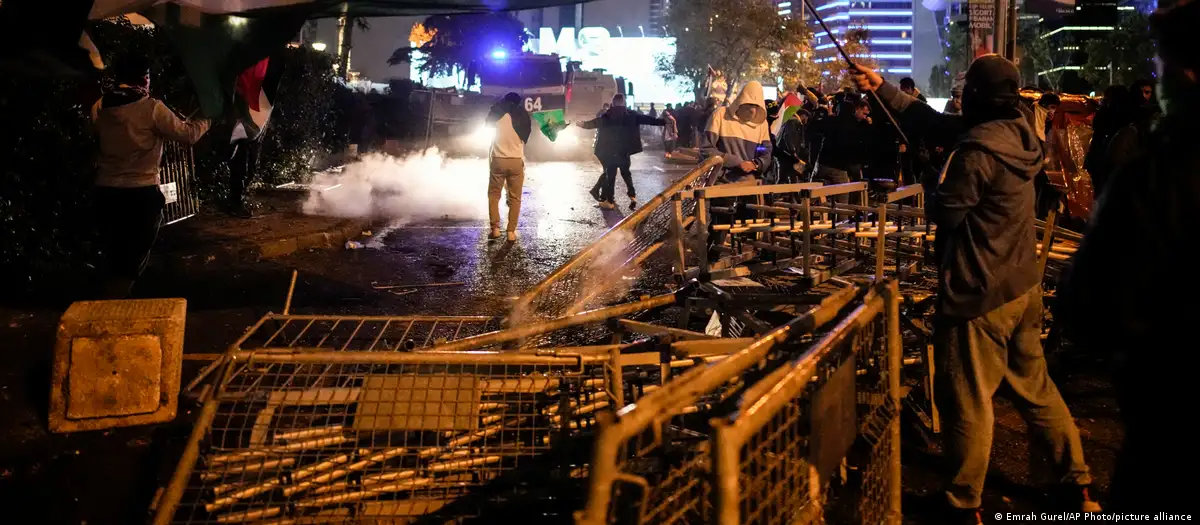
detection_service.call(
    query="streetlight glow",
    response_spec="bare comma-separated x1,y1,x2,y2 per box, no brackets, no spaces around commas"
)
311,42,327,51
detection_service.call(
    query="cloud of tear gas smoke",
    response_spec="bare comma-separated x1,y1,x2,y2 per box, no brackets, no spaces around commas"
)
302,150,490,223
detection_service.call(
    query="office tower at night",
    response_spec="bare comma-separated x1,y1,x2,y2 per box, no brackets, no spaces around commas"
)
808,0,916,79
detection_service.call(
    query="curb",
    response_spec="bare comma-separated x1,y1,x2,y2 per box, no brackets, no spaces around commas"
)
155,218,374,271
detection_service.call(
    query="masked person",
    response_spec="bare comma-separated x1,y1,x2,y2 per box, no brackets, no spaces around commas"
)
809,96,872,202
92,56,210,299
700,81,773,182
486,92,531,242
1057,0,1200,513
850,55,1100,524
699,81,773,257
578,94,665,210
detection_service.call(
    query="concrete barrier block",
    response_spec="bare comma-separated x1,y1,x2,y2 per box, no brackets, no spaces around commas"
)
49,299,186,433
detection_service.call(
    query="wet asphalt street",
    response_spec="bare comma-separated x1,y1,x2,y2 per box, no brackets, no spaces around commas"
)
279,152,694,318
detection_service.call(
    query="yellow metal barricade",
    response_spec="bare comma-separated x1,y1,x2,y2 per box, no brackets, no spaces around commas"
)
574,282,866,525
710,280,902,525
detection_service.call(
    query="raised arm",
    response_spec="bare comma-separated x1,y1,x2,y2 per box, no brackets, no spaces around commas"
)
152,100,210,145
635,114,665,126
576,116,602,130
848,64,964,140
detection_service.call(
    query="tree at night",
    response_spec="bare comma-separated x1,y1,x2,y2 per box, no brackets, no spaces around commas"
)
818,26,875,90
1080,10,1155,89
390,13,528,88
657,0,810,101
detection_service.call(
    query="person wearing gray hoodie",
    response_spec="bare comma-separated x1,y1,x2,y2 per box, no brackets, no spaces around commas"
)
851,55,1099,523
699,81,773,258
700,80,773,183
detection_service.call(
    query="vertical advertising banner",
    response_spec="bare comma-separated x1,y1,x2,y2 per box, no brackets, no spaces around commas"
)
968,0,996,58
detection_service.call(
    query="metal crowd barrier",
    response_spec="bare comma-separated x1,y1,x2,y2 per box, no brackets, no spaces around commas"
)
155,350,616,525
678,181,884,286
161,141,201,225
158,292,726,524
711,280,902,525
510,156,724,322
574,282,869,525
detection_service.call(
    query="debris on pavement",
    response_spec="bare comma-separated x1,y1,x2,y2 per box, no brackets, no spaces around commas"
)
371,282,465,291
344,241,364,250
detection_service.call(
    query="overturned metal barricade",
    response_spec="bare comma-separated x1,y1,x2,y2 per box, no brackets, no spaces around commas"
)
574,282,866,525
157,350,615,525
711,280,902,525
511,156,724,322
158,292,725,525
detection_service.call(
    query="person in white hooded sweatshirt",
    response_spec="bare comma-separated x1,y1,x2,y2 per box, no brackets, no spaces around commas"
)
486,92,531,242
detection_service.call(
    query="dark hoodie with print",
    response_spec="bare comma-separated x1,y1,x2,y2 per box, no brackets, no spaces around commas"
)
875,81,1042,319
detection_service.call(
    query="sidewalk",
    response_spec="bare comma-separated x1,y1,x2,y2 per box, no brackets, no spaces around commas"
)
154,189,373,269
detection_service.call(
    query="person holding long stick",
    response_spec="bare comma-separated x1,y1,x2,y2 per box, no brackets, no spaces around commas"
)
848,56,1101,522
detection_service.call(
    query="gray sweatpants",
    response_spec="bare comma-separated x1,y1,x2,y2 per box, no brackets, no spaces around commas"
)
934,285,1092,509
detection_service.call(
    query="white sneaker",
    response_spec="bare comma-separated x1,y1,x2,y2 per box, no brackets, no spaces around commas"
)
489,227,501,240
506,230,518,242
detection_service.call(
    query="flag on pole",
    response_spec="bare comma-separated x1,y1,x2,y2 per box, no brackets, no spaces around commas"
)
144,3,304,119
232,54,284,139
769,92,804,136
531,109,569,142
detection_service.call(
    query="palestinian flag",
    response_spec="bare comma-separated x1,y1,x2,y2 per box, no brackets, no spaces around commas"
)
233,54,284,139
143,3,303,119
769,92,804,137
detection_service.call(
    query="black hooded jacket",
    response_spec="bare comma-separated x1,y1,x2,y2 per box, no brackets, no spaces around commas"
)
486,98,532,144
875,81,1042,319
579,106,664,159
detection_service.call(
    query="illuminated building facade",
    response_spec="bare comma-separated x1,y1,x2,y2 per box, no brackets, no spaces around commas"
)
1035,0,1120,93
808,0,916,78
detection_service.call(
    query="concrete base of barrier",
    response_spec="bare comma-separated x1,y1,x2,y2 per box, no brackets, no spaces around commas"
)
49,299,186,433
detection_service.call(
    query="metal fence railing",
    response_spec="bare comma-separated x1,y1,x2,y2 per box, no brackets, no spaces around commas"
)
711,280,902,525
155,351,614,525
158,290,721,524
161,141,200,225
574,281,867,525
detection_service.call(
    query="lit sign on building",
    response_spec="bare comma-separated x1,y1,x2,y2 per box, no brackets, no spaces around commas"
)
529,27,692,105
535,27,613,58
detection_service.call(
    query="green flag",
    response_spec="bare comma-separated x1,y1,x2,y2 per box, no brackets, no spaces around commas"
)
532,109,570,142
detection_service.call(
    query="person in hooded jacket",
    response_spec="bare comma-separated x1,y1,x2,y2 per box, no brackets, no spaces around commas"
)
486,92,532,242
578,94,665,210
851,55,1100,524
92,56,211,299
699,81,773,256
699,81,773,183
1056,1,1200,511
